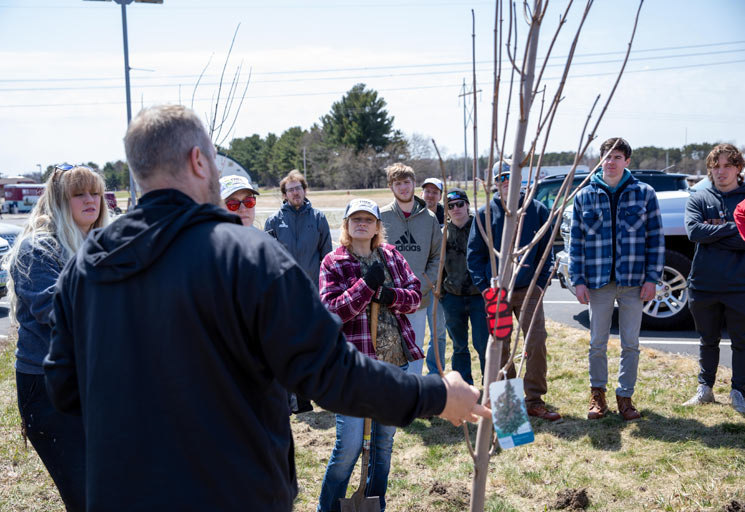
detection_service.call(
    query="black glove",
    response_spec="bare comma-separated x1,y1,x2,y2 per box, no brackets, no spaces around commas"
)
371,286,395,306
362,261,386,290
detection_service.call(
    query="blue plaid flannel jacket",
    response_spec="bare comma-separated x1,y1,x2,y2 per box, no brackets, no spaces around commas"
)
569,177,665,289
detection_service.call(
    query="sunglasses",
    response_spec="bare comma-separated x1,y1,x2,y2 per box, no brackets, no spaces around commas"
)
496,174,510,183
55,164,95,172
447,200,466,210
225,196,256,211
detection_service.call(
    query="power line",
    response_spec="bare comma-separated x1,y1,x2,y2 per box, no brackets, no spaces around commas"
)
2,40,744,84
3,57,744,110
2,48,744,93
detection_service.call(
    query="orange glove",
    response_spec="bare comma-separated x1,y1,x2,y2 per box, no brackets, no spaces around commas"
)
482,287,513,339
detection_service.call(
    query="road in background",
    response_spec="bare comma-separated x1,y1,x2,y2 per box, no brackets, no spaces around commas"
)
543,279,732,368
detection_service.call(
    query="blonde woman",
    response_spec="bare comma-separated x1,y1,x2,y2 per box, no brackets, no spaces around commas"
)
8,164,109,511
317,198,422,512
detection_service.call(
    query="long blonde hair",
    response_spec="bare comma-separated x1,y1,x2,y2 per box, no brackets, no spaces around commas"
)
6,166,110,322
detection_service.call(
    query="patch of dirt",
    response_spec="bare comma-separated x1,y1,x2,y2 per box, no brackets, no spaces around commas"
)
429,481,447,495
723,500,745,512
552,488,590,510
425,480,469,509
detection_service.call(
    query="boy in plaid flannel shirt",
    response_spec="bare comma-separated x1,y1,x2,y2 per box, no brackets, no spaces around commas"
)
569,137,664,421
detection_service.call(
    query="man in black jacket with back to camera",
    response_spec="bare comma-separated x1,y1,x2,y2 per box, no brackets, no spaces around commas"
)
43,105,488,512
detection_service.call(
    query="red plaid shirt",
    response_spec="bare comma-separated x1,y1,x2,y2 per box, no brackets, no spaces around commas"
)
319,243,423,360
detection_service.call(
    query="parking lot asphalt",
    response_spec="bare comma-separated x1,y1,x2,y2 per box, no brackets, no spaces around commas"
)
543,279,732,369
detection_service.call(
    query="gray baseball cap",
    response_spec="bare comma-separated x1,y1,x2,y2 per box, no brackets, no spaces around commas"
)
343,198,381,220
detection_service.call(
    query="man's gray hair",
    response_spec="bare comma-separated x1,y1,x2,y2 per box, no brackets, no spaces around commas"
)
124,105,213,182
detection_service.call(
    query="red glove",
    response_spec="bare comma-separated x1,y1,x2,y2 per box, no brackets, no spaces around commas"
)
482,287,513,339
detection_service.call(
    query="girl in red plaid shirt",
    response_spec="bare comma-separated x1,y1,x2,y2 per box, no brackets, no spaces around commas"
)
317,198,422,512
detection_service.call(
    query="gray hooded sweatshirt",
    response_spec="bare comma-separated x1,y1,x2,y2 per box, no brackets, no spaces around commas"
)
380,196,442,308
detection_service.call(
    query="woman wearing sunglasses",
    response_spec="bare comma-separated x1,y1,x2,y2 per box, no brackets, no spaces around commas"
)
219,175,259,226
7,164,109,511
316,198,422,512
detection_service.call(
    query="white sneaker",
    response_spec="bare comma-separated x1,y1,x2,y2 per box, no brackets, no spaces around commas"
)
730,389,745,414
683,384,714,405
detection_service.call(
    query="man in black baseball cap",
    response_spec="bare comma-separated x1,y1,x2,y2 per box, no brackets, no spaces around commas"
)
434,188,489,384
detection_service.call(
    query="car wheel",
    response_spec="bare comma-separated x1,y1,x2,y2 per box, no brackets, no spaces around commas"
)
641,249,692,329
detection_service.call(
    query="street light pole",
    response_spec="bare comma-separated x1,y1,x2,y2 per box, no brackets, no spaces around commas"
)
84,0,162,209
116,0,137,208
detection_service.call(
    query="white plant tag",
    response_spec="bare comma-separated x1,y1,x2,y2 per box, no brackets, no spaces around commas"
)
489,378,535,449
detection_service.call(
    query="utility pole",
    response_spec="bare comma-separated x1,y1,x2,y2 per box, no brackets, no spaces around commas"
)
83,0,163,209
303,146,307,182
458,79,481,185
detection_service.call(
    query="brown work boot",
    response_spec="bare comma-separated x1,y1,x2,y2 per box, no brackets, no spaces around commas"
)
527,404,561,422
616,395,641,421
587,387,608,420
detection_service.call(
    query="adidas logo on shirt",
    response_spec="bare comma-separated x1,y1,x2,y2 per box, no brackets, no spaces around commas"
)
395,232,421,253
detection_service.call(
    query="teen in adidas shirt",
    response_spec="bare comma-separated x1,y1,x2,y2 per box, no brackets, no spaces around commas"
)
380,163,442,376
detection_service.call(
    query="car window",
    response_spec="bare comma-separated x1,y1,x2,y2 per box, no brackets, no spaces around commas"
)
534,177,587,209
634,175,689,192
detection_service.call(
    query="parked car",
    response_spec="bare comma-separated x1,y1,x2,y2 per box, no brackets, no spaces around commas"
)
533,169,690,252
555,189,694,329
0,222,22,249
0,236,10,297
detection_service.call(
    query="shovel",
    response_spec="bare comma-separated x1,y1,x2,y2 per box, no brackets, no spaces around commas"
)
340,302,382,512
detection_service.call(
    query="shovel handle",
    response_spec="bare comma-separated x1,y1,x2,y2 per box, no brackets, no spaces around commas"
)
370,302,379,351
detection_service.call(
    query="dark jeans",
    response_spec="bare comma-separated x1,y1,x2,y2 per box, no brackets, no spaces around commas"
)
439,293,488,385
689,290,745,393
16,372,86,511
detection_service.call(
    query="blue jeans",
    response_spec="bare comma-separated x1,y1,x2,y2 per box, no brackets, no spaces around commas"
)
587,283,642,397
425,296,448,375
406,309,427,375
438,293,488,385
317,417,398,512
16,372,86,512
317,364,407,512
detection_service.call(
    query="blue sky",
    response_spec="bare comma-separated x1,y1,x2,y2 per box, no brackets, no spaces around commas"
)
1,0,744,175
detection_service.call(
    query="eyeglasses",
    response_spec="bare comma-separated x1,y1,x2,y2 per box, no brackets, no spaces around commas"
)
495,174,510,183
285,185,304,194
447,200,466,210
225,196,256,211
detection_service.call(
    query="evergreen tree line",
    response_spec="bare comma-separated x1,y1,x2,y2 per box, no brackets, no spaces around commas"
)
25,84,739,190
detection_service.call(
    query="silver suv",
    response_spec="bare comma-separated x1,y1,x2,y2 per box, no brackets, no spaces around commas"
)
556,189,694,329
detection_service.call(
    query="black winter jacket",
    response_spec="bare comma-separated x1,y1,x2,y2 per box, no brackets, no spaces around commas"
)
44,189,446,512
685,182,745,292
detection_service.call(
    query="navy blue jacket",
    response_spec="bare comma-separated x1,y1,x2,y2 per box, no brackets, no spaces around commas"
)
11,237,67,374
685,182,745,292
44,189,446,512
264,198,332,287
467,192,553,292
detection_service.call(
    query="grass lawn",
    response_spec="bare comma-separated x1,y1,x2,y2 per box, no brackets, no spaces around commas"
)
2,321,742,511
290,320,744,512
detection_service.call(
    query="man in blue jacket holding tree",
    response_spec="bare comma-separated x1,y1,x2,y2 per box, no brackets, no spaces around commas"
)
467,163,560,422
